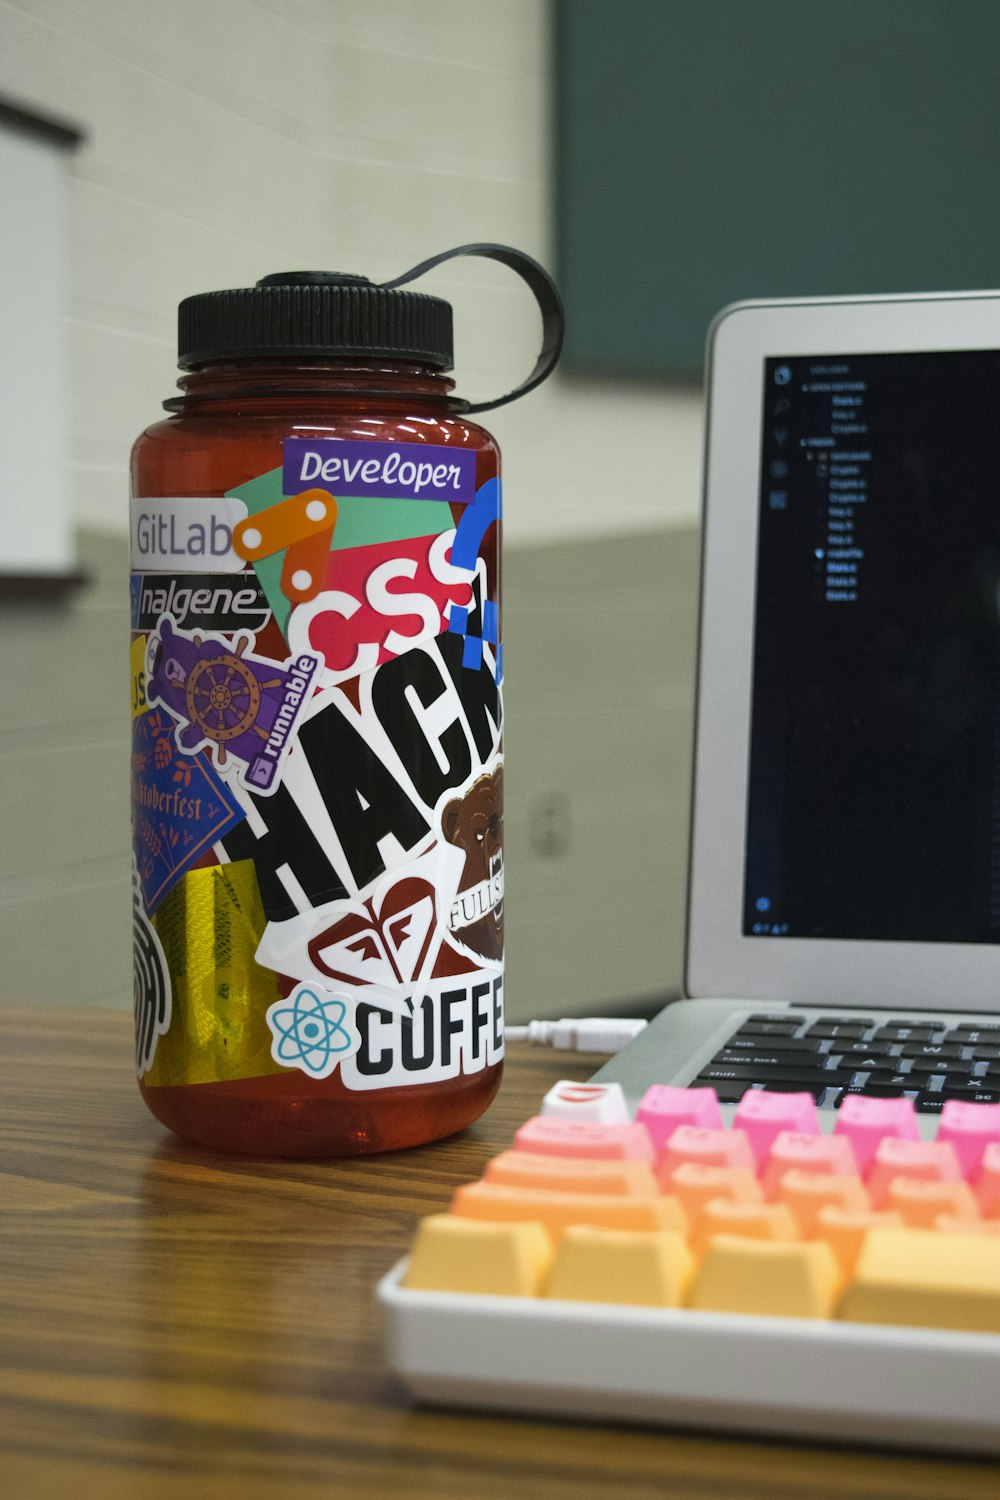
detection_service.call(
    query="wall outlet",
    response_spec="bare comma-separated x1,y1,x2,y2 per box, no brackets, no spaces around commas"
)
528,789,572,858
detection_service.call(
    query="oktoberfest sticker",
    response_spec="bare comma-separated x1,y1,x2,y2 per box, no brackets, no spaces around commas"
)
145,614,319,795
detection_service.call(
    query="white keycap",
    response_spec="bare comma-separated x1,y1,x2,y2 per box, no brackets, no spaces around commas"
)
540,1080,631,1124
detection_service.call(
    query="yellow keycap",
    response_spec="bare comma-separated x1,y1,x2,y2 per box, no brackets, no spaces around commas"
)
689,1235,841,1319
545,1226,695,1307
839,1227,1000,1334
403,1213,553,1297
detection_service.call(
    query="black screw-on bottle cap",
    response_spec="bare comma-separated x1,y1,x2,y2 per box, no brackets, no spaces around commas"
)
177,270,454,371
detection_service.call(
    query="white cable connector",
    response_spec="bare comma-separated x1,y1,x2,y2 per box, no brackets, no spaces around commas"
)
504,1017,648,1054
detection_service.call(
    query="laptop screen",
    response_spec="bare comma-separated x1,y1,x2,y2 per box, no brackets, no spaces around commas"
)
745,349,1000,944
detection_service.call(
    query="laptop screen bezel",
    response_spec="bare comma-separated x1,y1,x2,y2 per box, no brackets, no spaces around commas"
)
686,290,1000,1011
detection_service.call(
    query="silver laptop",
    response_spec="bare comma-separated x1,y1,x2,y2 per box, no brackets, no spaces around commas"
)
598,291,1000,1124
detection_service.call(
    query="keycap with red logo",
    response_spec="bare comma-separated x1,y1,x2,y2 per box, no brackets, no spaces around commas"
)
540,1079,631,1124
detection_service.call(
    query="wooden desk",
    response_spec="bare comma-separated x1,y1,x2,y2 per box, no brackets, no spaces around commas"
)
1,1007,998,1499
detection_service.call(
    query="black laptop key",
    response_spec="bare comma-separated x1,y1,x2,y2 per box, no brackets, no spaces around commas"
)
833,1043,898,1061
897,1041,965,1060
938,1086,1000,1104
701,1078,755,1103
871,1025,939,1043
916,1087,1000,1113
699,1064,856,1088
745,1014,807,1025
857,1070,914,1089
754,1080,832,1101
967,1045,1000,1062
837,1085,916,1104
717,1049,830,1069
725,1035,826,1054
904,1055,972,1077
804,1023,870,1041
949,1024,1000,1038
734,1021,805,1038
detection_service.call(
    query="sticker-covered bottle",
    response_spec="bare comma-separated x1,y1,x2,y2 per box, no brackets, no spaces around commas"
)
129,249,563,1155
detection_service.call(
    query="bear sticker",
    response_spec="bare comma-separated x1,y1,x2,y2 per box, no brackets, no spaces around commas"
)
440,763,504,964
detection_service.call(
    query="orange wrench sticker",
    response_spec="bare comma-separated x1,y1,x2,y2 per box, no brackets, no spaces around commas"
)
233,488,337,604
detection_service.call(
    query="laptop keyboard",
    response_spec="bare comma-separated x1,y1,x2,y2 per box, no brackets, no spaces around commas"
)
696,1013,1000,1111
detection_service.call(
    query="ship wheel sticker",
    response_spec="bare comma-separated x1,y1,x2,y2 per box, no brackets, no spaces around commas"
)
184,643,268,765
146,614,319,794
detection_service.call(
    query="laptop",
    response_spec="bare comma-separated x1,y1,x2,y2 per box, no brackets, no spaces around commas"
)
597,290,1000,1124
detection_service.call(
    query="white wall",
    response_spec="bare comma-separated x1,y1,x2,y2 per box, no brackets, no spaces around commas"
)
0,0,703,1015
0,0,703,546
0,125,74,572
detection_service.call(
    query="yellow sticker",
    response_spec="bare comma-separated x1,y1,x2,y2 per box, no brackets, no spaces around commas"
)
145,860,284,1087
130,633,150,719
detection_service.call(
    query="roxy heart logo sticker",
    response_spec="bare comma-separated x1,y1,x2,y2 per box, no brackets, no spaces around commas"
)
307,875,439,988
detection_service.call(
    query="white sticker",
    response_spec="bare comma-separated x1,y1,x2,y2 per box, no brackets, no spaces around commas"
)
130,497,249,573
265,983,362,1080
338,971,505,1091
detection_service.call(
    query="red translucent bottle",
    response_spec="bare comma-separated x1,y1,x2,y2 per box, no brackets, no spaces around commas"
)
129,252,561,1155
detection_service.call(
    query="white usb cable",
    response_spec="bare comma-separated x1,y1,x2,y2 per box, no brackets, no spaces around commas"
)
504,1017,648,1054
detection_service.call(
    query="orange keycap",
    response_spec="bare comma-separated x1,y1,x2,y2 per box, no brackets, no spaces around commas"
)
513,1117,655,1162
692,1199,800,1256
664,1163,763,1227
815,1206,903,1277
775,1169,869,1235
452,1180,688,1241
760,1131,858,1199
884,1177,980,1229
485,1151,659,1197
974,1142,1000,1216
935,1215,1000,1237
659,1125,755,1176
867,1138,961,1207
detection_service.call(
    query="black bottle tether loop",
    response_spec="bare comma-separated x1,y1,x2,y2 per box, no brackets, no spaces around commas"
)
381,242,565,413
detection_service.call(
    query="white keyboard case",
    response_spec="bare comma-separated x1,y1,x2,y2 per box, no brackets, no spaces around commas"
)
380,1260,1000,1454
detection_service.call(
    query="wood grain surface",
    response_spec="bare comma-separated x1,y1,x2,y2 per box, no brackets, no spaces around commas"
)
1,1006,999,1500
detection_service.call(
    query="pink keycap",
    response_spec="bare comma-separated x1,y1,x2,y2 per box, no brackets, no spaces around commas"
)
513,1116,655,1162
833,1094,920,1174
867,1138,961,1207
635,1085,723,1151
660,1125,755,1177
974,1142,1000,1216
760,1131,858,1199
733,1090,820,1163
936,1101,1000,1179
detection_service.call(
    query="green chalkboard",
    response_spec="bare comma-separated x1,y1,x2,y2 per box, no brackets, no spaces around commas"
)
555,0,1000,379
